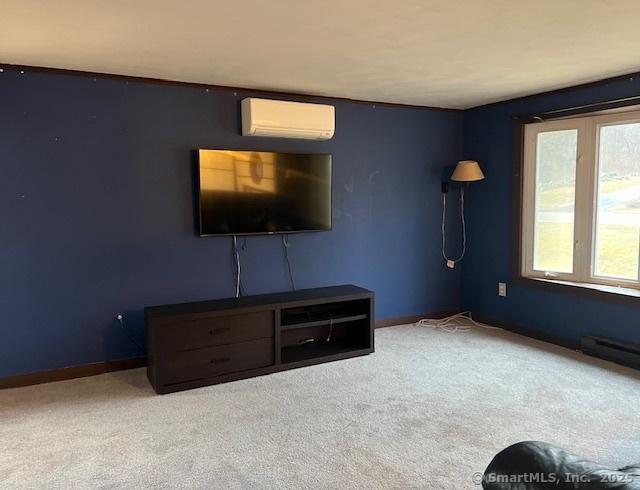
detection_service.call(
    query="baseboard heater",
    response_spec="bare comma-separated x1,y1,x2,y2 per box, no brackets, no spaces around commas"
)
581,336,640,370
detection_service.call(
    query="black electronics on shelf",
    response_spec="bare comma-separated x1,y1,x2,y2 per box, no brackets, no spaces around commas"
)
145,285,374,394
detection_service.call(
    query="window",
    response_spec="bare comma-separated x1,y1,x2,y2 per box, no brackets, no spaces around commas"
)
522,110,640,289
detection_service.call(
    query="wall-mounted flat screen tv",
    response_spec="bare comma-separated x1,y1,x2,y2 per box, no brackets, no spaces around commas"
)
197,149,332,236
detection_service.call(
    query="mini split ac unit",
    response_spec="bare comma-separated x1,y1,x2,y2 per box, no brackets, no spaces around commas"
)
241,98,335,140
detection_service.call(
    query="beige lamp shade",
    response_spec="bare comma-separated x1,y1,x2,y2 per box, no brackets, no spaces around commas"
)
451,160,485,182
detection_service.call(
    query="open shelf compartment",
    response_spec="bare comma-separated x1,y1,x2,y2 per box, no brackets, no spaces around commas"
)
280,299,371,364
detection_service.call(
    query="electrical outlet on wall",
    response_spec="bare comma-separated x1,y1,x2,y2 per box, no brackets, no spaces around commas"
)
498,282,507,297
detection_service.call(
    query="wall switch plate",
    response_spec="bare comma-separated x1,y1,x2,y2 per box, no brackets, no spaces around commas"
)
498,282,507,297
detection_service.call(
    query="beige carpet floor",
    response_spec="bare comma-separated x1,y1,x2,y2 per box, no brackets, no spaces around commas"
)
1,324,639,489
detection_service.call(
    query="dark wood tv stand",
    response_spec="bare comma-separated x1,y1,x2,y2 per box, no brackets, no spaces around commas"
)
145,285,374,394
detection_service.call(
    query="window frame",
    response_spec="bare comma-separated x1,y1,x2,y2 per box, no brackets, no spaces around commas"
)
521,109,640,290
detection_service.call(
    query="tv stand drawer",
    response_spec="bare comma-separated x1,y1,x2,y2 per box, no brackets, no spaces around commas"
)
159,338,274,385
159,311,273,352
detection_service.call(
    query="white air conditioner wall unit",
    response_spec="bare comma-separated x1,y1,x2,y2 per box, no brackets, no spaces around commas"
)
241,98,335,140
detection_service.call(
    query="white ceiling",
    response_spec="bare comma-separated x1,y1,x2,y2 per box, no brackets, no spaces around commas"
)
2,0,640,109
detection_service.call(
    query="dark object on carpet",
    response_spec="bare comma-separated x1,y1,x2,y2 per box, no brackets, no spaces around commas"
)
482,441,640,489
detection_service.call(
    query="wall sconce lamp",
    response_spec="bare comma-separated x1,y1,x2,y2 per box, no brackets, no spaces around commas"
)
451,160,485,182
442,160,485,268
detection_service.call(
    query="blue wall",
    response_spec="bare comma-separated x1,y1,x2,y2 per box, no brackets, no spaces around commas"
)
0,69,463,377
462,75,640,348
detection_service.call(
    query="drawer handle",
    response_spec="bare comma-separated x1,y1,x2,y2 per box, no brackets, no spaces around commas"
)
210,357,230,365
209,327,230,335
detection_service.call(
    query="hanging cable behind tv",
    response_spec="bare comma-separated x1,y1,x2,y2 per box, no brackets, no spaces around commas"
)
282,234,296,291
231,234,296,298
232,235,242,298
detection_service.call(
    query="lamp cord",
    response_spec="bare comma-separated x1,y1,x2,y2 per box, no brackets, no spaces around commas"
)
442,186,466,265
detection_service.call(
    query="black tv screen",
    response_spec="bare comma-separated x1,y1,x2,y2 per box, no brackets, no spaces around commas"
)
197,149,332,236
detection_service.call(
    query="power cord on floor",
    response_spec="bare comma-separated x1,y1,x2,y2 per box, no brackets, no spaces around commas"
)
415,311,502,333
116,314,146,354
